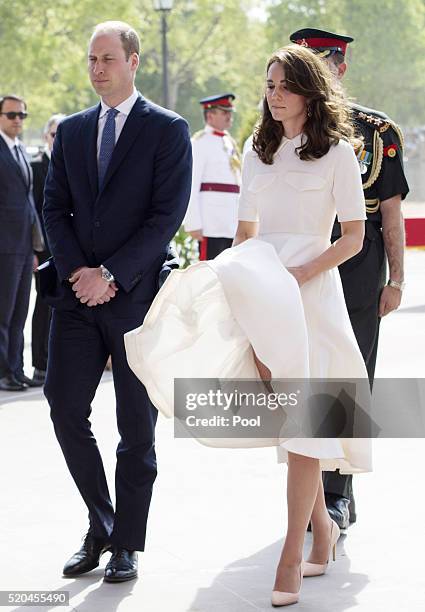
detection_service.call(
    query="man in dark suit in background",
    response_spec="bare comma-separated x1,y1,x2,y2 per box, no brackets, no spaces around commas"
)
43,21,192,582
31,113,66,385
0,95,44,391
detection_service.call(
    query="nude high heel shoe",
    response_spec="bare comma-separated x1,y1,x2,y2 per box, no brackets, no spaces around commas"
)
303,518,340,577
271,564,302,607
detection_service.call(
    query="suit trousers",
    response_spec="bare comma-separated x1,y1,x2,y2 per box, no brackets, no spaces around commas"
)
44,302,158,551
323,230,385,506
0,254,33,378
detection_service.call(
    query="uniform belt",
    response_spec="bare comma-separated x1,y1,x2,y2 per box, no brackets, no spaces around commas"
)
200,182,240,193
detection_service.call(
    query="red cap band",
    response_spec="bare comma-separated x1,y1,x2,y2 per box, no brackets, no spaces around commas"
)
201,97,233,109
296,37,348,54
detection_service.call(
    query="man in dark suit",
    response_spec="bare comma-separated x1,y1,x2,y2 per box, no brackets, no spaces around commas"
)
0,94,44,391
43,21,192,582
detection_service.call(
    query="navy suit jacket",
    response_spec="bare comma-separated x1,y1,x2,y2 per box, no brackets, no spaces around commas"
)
43,94,192,312
0,135,36,256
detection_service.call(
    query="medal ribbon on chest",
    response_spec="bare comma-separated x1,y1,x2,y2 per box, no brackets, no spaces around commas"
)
356,145,372,175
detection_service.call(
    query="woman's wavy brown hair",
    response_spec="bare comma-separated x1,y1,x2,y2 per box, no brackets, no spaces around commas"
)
253,45,359,164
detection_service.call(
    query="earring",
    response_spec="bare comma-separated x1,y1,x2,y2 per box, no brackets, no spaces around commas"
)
307,105,312,118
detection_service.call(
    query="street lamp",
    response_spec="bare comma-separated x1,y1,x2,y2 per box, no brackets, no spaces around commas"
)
153,0,174,108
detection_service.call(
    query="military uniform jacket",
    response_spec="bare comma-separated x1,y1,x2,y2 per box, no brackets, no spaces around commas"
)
351,103,409,225
183,124,241,238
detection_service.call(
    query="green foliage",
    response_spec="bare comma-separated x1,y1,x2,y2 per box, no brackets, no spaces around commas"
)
236,104,262,152
2,1,423,140
2,0,422,261
173,226,199,267
0,0,268,140
0,0,143,138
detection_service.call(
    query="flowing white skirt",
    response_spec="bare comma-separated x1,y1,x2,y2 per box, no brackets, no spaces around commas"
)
125,238,372,473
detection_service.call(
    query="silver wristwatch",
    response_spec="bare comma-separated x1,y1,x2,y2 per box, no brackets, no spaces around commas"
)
387,279,405,292
100,265,115,283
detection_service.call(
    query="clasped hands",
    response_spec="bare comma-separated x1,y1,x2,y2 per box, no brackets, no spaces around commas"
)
69,267,118,307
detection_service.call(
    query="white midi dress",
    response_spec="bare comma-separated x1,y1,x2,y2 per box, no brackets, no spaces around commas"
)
125,134,372,474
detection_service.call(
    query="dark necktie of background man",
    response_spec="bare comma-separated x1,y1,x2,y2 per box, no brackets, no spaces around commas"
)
13,144,29,189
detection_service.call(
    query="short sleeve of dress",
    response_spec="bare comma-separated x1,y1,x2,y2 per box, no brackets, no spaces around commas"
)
238,151,260,222
332,140,366,223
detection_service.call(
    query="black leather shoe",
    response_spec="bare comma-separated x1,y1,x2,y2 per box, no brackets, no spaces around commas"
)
0,375,27,391
325,494,350,530
63,532,111,577
104,548,138,583
15,372,43,388
32,369,46,385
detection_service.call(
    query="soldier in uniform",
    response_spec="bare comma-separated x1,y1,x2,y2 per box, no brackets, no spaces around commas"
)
184,93,241,260
290,29,409,528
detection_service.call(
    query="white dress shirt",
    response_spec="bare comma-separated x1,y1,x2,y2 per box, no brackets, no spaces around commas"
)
96,88,139,158
0,128,19,151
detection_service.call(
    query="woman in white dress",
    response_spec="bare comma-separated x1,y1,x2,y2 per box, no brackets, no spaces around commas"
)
238,46,372,606
125,45,371,607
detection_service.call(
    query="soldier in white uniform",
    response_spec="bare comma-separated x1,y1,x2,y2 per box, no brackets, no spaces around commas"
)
184,93,241,260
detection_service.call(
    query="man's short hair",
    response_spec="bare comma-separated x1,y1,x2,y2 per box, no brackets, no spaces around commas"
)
0,94,27,112
203,109,217,122
91,21,140,60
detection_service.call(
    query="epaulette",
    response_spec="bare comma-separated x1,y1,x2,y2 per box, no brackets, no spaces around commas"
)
352,108,391,134
191,129,206,141
352,107,405,148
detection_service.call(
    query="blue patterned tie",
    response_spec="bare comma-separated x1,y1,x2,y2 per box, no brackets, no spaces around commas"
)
98,108,118,188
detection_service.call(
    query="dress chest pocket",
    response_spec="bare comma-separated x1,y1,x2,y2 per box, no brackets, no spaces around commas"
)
247,173,278,193
284,172,326,191
283,171,330,234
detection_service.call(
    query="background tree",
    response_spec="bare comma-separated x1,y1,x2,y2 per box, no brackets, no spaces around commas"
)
0,0,268,141
2,0,423,262
3,0,423,137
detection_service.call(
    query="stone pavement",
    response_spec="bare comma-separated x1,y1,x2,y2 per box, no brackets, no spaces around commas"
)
0,249,424,612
